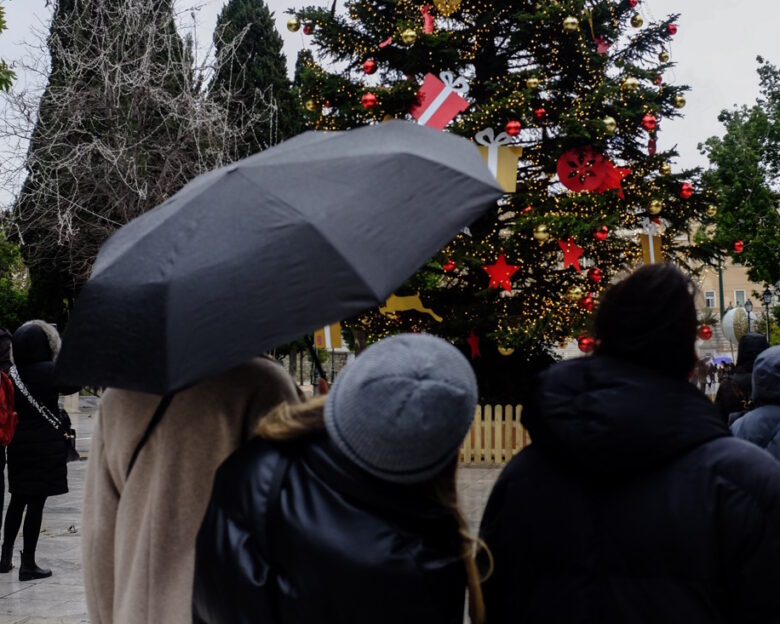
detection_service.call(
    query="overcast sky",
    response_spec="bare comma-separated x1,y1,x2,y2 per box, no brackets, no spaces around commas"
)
0,0,778,174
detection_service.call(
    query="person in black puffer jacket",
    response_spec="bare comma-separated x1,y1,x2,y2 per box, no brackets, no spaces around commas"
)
714,332,769,424
480,265,780,624
0,321,79,580
731,345,780,459
193,333,484,624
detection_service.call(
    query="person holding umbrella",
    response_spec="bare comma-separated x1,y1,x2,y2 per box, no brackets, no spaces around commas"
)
82,356,301,624
193,333,485,624
59,122,501,624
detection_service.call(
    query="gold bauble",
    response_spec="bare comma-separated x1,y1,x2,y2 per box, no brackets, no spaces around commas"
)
305,99,317,112
526,76,540,90
673,94,687,109
648,199,663,215
383,113,395,122
630,13,644,28
287,16,301,32
705,205,718,218
434,0,461,16
533,223,550,242
567,285,584,301
621,77,640,93
603,116,617,134
562,16,580,33
400,28,418,45
658,50,670,63
497,346,515,357
660,162,672,176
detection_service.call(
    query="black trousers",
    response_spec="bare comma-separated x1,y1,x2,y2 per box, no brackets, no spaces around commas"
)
3,493,47,555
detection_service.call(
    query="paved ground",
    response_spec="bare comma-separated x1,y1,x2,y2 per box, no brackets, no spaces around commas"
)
0,397,502,623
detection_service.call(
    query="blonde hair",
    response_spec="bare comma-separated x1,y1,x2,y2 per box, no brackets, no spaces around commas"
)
255,397,490,624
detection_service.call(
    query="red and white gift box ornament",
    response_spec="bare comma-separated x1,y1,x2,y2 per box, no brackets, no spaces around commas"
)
410,71,470,130
474,128,523,193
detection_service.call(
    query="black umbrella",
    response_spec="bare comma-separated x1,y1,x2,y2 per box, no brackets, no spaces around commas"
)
56,121,502,394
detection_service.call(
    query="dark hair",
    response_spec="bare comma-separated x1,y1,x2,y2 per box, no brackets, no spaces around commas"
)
594,264,698,379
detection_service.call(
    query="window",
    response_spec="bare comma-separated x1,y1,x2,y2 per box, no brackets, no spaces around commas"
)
704,291,716,308
735,290,746,306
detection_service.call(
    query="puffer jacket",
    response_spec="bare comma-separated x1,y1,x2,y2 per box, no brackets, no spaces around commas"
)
715,333,769,423
193,435,466,624
480,355,780,624
7,321,78,497
731,346,780,460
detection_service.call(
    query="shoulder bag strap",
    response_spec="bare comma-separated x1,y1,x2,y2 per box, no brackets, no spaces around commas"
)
126,393,174,480
9,365,64,432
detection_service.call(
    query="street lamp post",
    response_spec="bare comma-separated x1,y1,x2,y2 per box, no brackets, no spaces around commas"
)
745,300,753,333
762,287,775,342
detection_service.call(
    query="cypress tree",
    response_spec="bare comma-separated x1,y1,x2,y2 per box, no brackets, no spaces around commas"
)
212,0,298,152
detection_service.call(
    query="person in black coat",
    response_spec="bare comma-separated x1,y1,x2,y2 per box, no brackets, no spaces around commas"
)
714,332,769,424
0,321,79,580
0,328,11,541
193,333,484,624
480,264,780,624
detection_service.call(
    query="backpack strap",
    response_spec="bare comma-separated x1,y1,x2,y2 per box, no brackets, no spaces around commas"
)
126,394,174,480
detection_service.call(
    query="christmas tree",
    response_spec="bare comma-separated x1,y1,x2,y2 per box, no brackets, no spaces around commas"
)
292,0,718,400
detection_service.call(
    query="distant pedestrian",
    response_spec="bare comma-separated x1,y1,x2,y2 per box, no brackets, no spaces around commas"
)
480,264,780,623
715,333,769,424
82,357,300,624
731,346,780,460
193,333,484,624
0,321,79,580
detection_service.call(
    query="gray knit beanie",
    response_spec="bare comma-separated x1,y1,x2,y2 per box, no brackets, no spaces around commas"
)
324,333,478,484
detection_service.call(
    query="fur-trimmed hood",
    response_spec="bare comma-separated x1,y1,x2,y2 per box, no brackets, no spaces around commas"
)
12,320,61,365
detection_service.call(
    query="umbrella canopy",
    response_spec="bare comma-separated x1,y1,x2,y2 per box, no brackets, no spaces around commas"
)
56,121,502,394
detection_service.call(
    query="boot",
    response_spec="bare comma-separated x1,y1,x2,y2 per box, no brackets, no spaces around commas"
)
19,550,51,581
0,543,13,573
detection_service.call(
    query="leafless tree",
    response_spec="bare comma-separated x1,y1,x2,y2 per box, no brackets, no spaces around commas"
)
0,0,277,315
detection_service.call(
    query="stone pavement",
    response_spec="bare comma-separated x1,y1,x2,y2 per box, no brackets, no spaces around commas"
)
0,397,502,623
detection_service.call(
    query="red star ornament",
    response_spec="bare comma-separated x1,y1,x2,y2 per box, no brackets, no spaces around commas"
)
558,238,585,273
467,330,481,360
482,254,521,292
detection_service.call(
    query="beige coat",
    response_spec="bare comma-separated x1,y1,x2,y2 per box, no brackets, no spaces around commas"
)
82,358,300,624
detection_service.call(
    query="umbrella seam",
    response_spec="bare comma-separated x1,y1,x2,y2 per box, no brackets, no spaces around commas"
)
232,168,387,302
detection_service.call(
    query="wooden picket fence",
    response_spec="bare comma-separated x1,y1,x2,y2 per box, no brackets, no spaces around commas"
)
460,404,531,466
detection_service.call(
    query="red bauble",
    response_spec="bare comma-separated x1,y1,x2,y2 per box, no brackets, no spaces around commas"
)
593,225,609,241
534,107,546,121
361,92,378,109
587,267,603,283
303,22,315,35
734,240,745,254
442,258,456,272
655,74,663,86
579,293,594,312
522,205,533,214
467,330,481,360
648,138,657,155
363,59,377,75
505,120,522,136
698,325,713,341
668,23,677,35
641,113,657,131
556,146,607,192
578,335,596,353
629,0,638,5
679,182,694,199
